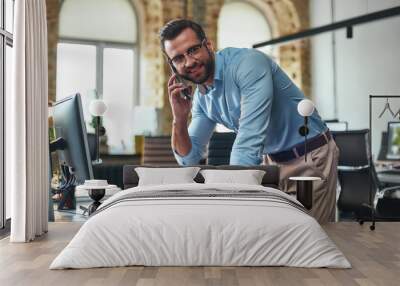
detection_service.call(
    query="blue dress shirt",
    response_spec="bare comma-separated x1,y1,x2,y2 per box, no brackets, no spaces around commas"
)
174,48,327,165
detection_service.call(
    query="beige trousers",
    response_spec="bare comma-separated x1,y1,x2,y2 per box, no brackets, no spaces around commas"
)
264,140,339,224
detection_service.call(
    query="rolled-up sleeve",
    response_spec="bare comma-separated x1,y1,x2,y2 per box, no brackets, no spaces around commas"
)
174,99,216,165
230,51,273,165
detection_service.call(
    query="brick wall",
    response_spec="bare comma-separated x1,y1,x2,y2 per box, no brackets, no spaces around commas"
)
46,0,59,103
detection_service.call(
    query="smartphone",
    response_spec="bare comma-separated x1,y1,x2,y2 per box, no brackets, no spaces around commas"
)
169,64,192,100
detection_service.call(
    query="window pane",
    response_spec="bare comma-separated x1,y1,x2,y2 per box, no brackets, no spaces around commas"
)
102,47,134,153
5,45,12,219
59,0,137,43
6,0,14,33
218,2,275,58
56,43,96,127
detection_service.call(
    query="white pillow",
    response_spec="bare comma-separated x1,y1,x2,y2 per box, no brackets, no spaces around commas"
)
200,169,266,185
135,167,201,186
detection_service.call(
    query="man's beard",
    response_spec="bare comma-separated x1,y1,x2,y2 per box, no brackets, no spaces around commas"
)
180,54,214,84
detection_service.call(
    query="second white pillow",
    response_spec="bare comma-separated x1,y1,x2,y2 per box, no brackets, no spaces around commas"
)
200,169,266,185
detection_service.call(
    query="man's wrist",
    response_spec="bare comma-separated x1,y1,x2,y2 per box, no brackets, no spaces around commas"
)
172,117,188,126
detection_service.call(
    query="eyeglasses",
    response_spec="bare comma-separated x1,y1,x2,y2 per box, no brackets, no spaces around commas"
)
168,39,206,68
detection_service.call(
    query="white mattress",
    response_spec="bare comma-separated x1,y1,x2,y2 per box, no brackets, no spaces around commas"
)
50,183,351,269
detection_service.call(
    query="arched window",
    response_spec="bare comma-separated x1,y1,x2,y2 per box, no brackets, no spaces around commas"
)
216,1,274,132
217,1,273,55
57,0,138,153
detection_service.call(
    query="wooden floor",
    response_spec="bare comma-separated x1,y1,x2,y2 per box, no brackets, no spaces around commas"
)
0,222,399,286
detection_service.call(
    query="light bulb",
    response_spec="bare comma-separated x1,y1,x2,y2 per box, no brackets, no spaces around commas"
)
89,99,107,116
297,99,315,117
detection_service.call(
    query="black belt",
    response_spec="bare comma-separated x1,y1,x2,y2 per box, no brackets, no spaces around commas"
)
268,131,331,163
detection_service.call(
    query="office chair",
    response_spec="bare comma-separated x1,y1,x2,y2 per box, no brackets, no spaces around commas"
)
377,131,388,161
370,162,400,220
333,130,400,230
207,132,236,165
336,168,373,218
332,130,376,228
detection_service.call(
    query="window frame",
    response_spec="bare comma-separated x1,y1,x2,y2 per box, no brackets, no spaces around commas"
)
1,0,14,232
58,37,140,106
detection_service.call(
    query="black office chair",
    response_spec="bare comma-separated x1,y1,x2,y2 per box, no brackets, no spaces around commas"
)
207,132,236,165
332,130,376,225
377,131,388,161
333,130,400,229
336,168,373,217
333,129,370,167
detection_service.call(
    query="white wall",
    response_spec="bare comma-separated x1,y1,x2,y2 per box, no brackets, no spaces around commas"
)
310,0,335,119
310,0,400,157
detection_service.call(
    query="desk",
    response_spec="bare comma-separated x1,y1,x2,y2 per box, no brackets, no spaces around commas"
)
375,161,400,185
377,172,400,185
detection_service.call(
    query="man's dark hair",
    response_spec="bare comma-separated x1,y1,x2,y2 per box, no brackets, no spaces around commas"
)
159,19,206,51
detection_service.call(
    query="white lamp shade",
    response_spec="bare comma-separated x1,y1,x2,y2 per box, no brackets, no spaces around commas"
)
297,99,315,117
89,99,107,116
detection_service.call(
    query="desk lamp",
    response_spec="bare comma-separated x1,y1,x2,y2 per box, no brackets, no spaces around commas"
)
290,99,319,210
297,99,315,162
89,99,107,164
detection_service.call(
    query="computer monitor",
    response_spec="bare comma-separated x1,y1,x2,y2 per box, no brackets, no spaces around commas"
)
386,121,400,160
52,94,94,183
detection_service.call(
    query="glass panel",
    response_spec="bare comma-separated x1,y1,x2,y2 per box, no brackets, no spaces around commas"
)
56,43,96,128
59,0,137,43
5,44,12,219
217,1,275,58
5,0,13,33
102,47,134,154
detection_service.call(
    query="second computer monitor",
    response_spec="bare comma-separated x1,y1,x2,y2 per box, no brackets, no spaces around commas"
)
386,121,400,160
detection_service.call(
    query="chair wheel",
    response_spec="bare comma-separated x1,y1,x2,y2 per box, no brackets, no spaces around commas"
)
370,225,375,231
359,221,364,225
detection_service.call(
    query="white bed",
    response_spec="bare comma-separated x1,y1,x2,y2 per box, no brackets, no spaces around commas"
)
50,183,350,269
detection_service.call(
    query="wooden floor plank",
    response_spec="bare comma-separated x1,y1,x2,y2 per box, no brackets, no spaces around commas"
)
0,222,400,286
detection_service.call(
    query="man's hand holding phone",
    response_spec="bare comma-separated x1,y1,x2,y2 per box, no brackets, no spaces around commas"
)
168,74,193,124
